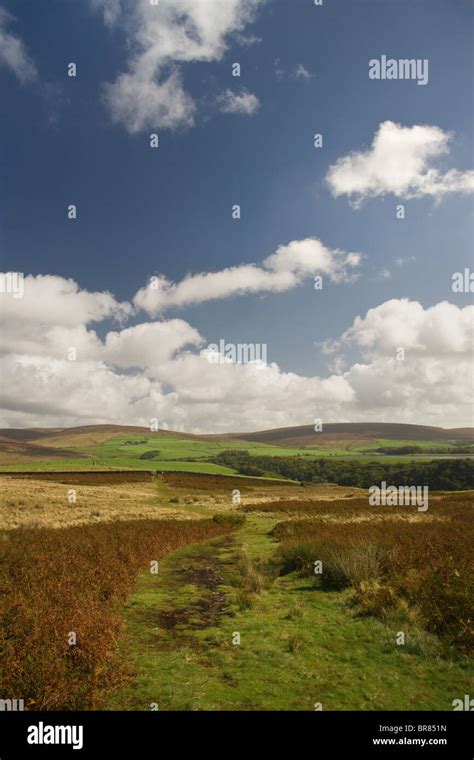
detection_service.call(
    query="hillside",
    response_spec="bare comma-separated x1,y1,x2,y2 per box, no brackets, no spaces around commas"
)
226,423,474,447
0,422,472,469
0,435,86,464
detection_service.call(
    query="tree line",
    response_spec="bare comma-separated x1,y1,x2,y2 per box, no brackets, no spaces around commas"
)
211,450,474,490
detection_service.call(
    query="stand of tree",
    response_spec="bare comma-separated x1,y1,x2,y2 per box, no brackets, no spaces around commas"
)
211,450,474,490
375,445,474,455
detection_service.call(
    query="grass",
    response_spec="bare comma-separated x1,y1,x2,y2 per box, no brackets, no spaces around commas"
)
272,493,473,654
2,471,472,711
0,474,205,529
105,516,472,711
1,431,468,472
0,470,300,531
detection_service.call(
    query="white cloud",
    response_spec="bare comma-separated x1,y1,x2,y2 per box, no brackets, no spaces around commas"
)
103,320,203,369
234,31,262,47
0,274,204,369
0,274,131,363
326,121,474,206
105,66,196,133
295,64,314,80
100,0,265,133
324,298,474,427
0,7,37,84
216,88,260,115
0,274,130,328
133,238,362,315
1,275,472,430
344,355,472,424
323,298,474,357
0,353,162,427
274,59,314,81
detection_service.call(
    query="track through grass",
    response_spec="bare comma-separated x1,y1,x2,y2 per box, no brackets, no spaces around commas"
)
105,516,472,711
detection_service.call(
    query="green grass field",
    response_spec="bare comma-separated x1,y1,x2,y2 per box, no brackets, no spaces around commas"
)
1,431,469,472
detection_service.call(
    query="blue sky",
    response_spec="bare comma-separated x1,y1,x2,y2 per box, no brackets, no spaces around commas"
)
0,0,473,431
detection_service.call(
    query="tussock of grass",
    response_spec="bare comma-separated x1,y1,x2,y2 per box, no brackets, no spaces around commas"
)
273,492,474,654
235,552,266,594
279,539,386,589
288,634,305,653
286,603,305,621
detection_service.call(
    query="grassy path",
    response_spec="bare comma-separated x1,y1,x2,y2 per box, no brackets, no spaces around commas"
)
105,516,472,711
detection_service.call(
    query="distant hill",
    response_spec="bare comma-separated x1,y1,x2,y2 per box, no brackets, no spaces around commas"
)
0,424,221,464
0,434,86,464
1,422,473,445
0,424,200,449
0,421,472,467
224,423,474,447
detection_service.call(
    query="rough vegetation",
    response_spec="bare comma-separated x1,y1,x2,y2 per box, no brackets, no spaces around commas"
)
270,493,473,654
0,518,237,709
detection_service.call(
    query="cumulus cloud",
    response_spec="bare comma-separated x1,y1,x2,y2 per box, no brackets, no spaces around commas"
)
0,7,37,84
133,238,362,315
0,274,131,363
98,0,265,133
322,298,474,427
0,274,204,367
326,121,474,207
0,353,162,427
216,88,260,115
0,274,131,328
0,347,357,432
323,298,474,359
103,320,203,369
1,274,472,430
344,355,472,424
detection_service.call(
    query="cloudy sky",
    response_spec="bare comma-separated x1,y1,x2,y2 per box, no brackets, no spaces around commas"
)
0,0,473,432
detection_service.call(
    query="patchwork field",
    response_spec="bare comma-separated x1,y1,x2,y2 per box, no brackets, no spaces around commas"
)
1,469,472,711
1,423,472,472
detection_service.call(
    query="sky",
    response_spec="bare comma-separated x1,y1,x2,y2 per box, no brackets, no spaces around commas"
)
0,0,473,432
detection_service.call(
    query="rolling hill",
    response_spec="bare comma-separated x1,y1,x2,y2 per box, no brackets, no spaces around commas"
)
0,422,472,470
0,422,474,472
225,422,474,447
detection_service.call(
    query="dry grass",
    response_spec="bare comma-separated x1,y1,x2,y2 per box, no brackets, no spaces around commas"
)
0,472,350,531
0,475,205,530
162,471,295,492
243,493,471,523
